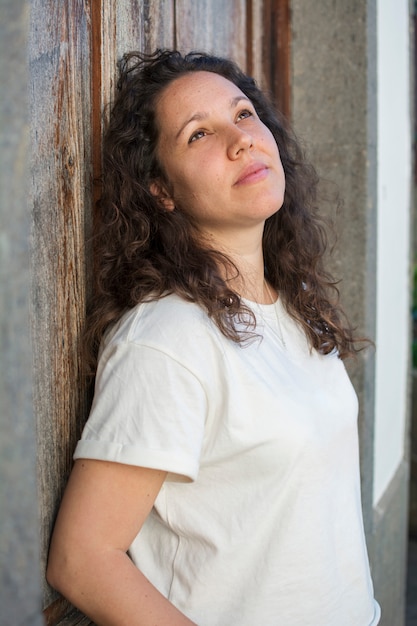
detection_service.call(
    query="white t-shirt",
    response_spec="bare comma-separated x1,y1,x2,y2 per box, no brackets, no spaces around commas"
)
74,294,380,626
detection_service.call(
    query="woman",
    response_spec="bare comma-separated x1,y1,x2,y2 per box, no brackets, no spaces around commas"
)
47,49,380,625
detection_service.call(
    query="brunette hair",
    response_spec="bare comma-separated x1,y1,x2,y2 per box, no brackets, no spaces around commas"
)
85,48,361,371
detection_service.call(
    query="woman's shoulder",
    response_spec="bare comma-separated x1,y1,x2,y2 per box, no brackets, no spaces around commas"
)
104,293,218,354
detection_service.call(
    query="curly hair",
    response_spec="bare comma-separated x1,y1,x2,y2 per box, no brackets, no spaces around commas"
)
84,48,362,371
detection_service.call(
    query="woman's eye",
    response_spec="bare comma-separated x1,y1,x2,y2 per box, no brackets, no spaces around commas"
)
236,109,253,121
188,130,206,143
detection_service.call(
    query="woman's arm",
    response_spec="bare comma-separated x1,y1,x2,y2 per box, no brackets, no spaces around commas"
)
47,459,197,626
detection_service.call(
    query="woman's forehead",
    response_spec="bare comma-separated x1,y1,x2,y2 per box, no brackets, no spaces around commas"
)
155,71,248,133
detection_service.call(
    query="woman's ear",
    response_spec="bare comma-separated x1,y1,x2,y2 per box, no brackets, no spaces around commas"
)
149,180,175,212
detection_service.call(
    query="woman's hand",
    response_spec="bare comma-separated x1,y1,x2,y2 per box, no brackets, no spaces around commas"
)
47,459,197,625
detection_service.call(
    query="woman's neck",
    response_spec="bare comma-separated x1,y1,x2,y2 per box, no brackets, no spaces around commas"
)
201,224,277,304
222,243,276,305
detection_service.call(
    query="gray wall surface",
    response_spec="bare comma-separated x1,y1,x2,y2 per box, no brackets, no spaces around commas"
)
0,2,44,624
291,0,376,519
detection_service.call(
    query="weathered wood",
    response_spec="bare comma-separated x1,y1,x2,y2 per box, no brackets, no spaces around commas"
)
248,0,266,86
93,0,175,196
175,0,247,69
44,597,73,626
33,1,174,621
100,0,175,125
56,607,95,626
29,0,93,612
261,0,291,117
274,0,291,117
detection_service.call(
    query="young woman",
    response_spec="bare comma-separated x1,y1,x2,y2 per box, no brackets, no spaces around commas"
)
47,49,380,626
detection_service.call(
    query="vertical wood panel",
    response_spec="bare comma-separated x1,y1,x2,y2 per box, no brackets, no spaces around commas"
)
100,0,175,125
248,0,265,86
29,0,93,612
274,0,291,117
175,0,247,69
261,0,291,116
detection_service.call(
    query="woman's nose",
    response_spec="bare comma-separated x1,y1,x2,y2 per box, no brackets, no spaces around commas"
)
226,126,253,159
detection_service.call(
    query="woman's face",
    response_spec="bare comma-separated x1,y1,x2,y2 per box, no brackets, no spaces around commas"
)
153,71,285,243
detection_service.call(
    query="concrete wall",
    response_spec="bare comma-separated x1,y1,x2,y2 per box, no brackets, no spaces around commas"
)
291,0,377,529
0,1,45,625
291,0,411,624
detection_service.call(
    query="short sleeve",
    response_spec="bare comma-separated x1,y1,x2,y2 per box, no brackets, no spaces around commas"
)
74,341,208,481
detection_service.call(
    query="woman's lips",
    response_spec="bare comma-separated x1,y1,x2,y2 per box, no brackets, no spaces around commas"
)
234,162,269,186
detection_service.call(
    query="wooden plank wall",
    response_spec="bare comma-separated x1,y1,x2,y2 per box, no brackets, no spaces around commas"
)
175,0,247,65
29,1,289,623
29,1,94,617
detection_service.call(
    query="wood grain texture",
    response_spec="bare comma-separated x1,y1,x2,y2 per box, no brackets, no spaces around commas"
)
44,598,73,626
100,0,175,123
175,0,247,69
56,607,95,626
261,0,291,116
29,0,93,611
247,0,265,86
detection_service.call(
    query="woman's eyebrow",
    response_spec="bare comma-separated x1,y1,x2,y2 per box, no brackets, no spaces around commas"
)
230,95,251,108
176,112,206,139
175,96,252,140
